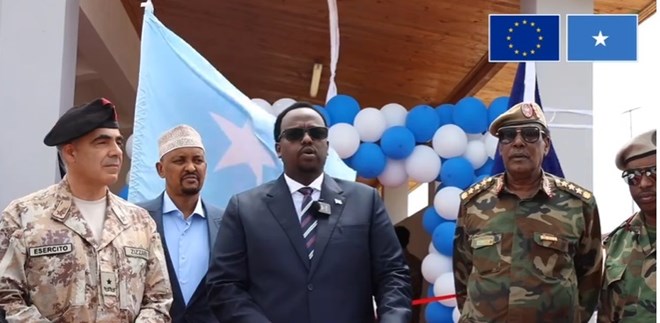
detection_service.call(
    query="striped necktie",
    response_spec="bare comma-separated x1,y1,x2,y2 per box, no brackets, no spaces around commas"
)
298,187,317,260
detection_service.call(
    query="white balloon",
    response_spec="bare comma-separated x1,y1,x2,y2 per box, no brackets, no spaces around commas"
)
380,103,408,127
432,124,468,159
272,98,296,116
405,145,441,183
483,132,499,159
328,123,361,159
463,140,488,169
433,272,458,307
378,159,408,187
467,133,483,141
428,242,439,254
354,107,387,142
434,186,463,221
125,135,134,159
452,306,461,323
421,253,453,284
251,98,275,116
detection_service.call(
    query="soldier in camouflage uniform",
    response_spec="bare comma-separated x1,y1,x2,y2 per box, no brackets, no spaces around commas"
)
0,98,173,322
453,102,603,322
598,129,656,322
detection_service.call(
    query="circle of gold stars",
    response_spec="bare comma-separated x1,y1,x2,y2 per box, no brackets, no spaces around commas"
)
507,19,543,57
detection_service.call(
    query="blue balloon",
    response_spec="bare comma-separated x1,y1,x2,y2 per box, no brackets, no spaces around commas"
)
476,158,495,176
453,97,488,134
488,96,510,124
406,105,440,143
440,157,475,190
425,302,454,323
432,221,456,257
118,185,129,200
435,104,454,127
427,284,435,297
342,156,353,168
350,143,387,179
380,126,416,160
423,207,445,235
313,105,332,125
325,94,360,125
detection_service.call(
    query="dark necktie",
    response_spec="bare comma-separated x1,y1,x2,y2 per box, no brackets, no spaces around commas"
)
298,187,317,260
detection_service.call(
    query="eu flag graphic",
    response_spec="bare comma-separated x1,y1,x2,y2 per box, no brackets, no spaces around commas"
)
489,15,560,62
567,14,638,62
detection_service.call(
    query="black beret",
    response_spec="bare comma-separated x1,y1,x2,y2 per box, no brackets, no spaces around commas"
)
44,98,119,147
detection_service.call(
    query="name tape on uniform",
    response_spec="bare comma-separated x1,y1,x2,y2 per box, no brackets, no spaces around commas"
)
124,246,149,260
28,243,73,257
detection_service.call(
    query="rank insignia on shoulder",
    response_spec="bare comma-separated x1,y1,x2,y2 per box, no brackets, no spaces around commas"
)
553,177,593,203
461,176,495,201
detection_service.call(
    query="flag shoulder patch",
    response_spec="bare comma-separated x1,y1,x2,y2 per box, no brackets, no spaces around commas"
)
461,176,497,202
551,176,594,204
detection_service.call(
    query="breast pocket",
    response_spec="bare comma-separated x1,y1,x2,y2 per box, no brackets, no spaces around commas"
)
531,232,574,279
470,232,503,274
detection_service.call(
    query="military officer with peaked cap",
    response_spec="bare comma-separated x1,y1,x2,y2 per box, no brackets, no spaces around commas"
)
598,129,656,322
453,102,603,323
0,98,173,322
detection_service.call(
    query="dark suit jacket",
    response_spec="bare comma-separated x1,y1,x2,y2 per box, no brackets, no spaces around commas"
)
207,175,412,323
138,194,224,323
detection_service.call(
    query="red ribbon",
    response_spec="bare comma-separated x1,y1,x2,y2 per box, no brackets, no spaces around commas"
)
412,294,456,306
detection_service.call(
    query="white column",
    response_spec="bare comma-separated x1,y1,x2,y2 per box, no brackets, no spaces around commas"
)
383,183,409,225
0,0,79,207
522,0,594,190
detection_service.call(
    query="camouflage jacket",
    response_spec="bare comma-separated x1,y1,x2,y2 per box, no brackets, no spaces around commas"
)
598,212,656,322
0,178,173,322
453,172,603,323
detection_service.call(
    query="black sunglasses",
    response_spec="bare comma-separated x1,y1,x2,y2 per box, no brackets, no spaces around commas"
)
622,166,656,186
278,127,328,142
497,126,546,144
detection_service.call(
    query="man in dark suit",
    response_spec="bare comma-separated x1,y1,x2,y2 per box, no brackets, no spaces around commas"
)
138,125,223,323
207,102,412,323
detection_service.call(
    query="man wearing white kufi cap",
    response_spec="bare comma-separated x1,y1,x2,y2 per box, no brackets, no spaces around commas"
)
137,124,224,323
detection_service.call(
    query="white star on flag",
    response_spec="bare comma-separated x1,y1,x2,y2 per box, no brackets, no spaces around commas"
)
211,112,277,184
592,30,609,47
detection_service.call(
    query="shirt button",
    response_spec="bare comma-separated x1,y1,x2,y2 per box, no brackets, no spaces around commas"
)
307,283,313,291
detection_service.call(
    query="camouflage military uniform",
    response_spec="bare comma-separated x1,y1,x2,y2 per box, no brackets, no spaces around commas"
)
453,172,603,323
0,178,173,322
598,212,656,322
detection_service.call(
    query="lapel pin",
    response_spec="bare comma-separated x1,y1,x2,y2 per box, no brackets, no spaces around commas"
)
334,198,342,205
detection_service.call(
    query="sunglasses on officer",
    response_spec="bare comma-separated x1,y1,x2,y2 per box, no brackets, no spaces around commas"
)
497,126,546,144
278,126,329,142
622,166,656,186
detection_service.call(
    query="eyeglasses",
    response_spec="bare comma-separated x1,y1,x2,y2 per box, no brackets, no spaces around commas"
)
278,127,328,142
497,126,545,144
622,166,656,186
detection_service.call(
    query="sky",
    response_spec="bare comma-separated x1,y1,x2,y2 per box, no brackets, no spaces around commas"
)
408,14,658,235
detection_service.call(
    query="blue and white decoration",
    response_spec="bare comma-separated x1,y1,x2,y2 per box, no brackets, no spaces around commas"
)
251,94,510,323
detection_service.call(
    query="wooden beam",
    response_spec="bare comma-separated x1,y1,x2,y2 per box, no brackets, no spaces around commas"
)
441,53,506,104
639,1,656,24
120,0,143,36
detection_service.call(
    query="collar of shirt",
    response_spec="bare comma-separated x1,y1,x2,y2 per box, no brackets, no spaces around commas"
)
496,170,555,199
284,173,324,195
162,192,206,218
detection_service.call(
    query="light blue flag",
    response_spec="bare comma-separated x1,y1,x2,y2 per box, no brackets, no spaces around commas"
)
128,2,356,206
567,14,638,62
